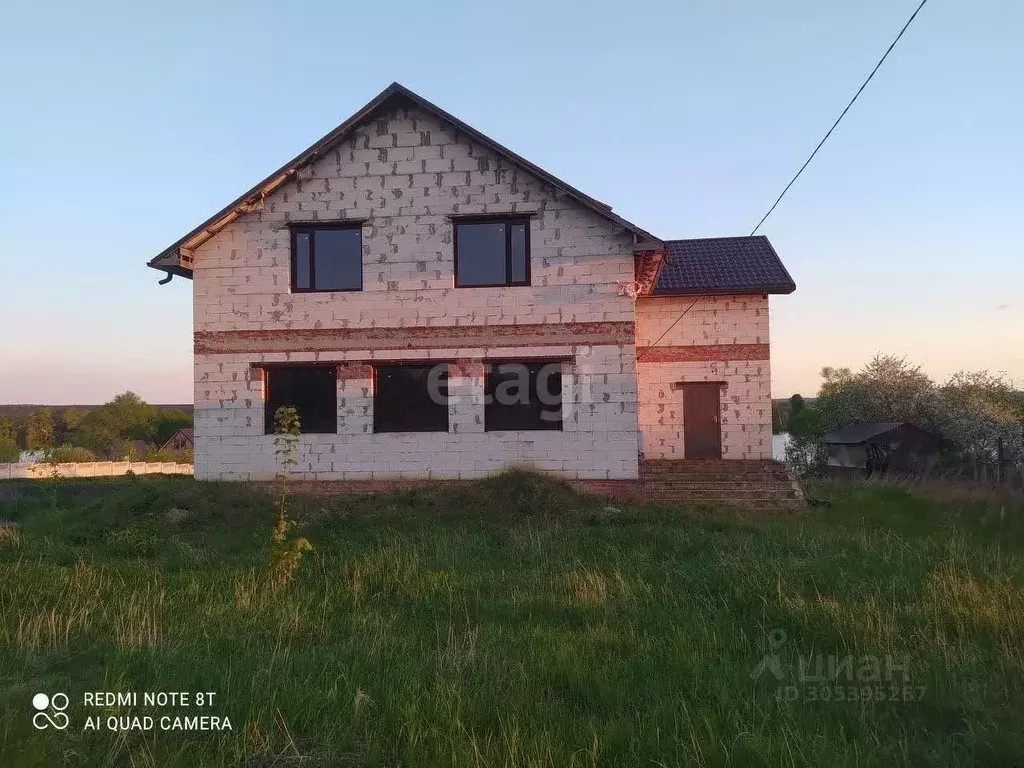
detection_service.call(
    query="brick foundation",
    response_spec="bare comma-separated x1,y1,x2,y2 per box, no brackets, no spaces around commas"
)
249,460,803,511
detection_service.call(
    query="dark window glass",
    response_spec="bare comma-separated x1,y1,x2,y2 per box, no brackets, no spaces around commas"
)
484,361,562,431
313,228,362,290
292,225,362,291
264,366,337,434
373,365,449,433
454,217,531,287
510,223,527,283
294,232,311,289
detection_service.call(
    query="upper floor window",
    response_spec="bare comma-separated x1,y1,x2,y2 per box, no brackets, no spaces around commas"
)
454,217,530,288
291,224,363,292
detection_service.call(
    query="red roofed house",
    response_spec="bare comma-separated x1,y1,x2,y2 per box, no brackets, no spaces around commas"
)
147,83,795,485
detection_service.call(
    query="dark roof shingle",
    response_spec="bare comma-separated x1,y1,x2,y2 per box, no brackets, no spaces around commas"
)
652,236,795,296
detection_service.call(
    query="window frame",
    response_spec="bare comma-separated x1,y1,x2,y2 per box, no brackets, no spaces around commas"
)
290,222,364,293
452,215,532,289
372,363,451,434
483,359,564,432
262,364,338,435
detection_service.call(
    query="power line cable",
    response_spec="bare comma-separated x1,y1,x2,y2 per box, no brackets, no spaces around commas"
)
636,0,930,361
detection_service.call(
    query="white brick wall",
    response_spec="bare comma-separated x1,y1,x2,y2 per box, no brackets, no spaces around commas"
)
635,295,773,460
191,101,642,480
192,104,636,332
194,346,638,480
635,294,769,346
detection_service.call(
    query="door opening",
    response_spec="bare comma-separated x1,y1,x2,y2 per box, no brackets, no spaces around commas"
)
681,383,722,459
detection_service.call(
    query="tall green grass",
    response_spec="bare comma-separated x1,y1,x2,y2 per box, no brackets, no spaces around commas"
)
1,473,1022,766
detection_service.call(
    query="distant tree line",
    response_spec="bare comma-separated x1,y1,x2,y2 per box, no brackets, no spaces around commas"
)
0,392,192,463
783,354,1024,475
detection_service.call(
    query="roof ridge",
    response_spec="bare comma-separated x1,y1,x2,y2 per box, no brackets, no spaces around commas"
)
664,235,769,243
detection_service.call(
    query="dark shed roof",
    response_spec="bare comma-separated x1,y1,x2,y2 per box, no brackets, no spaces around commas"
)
652,236,796,296
819,422,904,444
819,422,945,446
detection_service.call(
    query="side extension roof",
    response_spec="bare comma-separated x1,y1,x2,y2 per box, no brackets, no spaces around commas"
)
652,236,796,296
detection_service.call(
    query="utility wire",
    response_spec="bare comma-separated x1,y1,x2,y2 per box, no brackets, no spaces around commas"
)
636,0,930,361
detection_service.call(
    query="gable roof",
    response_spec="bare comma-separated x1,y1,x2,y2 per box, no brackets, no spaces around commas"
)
651,236,796,296
147,82,661,279
160,427,194,450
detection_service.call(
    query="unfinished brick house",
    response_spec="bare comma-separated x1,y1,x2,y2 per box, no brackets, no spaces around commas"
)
148,83,795,484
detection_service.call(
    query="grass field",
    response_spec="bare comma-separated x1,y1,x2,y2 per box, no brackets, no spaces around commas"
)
1,472,1023,767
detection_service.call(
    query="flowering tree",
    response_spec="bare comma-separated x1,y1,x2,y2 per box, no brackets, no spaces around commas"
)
787,354,1024,474
940,371,1024,459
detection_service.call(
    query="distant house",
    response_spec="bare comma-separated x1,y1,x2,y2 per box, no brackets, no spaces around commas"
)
161,428,194,452
819,422,944,474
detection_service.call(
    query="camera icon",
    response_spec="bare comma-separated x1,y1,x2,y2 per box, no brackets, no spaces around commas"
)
32,693,69,730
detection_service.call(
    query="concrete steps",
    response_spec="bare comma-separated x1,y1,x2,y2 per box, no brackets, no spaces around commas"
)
640,460,789,476
637,459,804,510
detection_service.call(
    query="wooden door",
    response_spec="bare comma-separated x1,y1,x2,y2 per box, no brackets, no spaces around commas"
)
682,383,722,459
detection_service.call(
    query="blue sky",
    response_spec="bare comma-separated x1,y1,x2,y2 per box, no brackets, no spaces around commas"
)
1,0,1021,403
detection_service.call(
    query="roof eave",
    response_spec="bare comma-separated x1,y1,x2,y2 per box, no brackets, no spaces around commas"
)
762,237,798,294
648,283,796,298
147,255,193,280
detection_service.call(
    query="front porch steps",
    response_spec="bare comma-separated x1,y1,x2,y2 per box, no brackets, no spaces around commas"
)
637,459,805,510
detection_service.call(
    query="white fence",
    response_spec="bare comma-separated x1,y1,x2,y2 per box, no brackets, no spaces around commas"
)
0,462,194,480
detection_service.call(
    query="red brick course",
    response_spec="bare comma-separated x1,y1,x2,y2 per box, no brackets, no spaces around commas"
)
635,343,769,363
336,362,373,380
450,358,485,378
195,321,636,355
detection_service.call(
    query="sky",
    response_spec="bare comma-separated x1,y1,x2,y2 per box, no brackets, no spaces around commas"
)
0,0,1021,404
